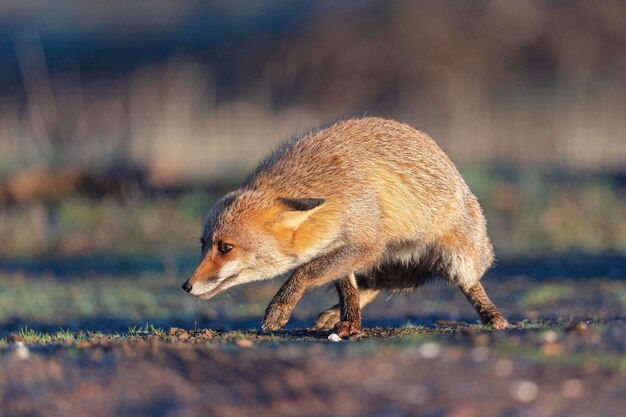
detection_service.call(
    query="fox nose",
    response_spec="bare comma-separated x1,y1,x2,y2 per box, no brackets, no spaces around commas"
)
182,281,193,293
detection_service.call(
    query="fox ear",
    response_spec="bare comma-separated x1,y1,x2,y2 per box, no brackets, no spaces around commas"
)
276,198,325,211
273,197,325,229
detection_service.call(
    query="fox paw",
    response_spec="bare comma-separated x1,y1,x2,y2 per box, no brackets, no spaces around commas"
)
485,314,509,330
312,309,340,330
332,321,362,339
262,304,292,332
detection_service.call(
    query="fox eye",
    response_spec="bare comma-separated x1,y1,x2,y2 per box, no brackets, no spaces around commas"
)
217,243,234,255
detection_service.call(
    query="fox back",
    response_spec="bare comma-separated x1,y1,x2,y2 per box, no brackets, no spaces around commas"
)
184,117,494,299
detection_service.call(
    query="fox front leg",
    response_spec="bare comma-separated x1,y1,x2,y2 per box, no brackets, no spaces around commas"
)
262,273,305,332
262,245,378,332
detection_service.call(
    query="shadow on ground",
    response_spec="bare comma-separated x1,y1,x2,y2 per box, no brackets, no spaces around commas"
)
0,251,624,280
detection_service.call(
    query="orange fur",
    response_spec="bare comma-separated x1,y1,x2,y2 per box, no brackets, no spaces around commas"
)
182,117,506,332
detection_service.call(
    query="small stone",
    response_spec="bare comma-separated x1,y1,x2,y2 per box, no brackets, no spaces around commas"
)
10,341,30,360
542,330,558,343
328,333,342,342
494,359,514,377
460,327,476,336
472,333,490,346
541,342,564,356
569,322,590,334
419,342,441,359
470,346,490,363
235,338,253,348
561,379,584,398
284,369,307,388
510,380,538,402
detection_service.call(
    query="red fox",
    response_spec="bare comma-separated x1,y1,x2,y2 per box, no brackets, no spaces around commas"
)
182,117,508,338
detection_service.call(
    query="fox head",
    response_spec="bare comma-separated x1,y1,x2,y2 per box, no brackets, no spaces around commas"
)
181,189,331,299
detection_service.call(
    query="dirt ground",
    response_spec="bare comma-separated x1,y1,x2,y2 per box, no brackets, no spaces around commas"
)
0,253,625,417
1,321,625,417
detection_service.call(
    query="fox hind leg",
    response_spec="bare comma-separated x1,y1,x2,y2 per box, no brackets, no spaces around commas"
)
458,281,508,329
331,273,363,338
312,287,380,330
438,230,508,330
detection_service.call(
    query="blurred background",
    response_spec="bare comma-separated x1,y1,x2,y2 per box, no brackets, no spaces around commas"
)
0,0,624,332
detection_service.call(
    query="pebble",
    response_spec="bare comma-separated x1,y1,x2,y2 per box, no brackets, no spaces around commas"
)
570,322,590,334
470,346,490,363
235,338,253,348
284,369,307,388
419,342,441,359
542,330,559,343
328,333,342,342
494,359,514,377
177,332,191,341
509,380,539,402
472,333,490,346
561,379,584,398
10,341,30,360
541,342,564,355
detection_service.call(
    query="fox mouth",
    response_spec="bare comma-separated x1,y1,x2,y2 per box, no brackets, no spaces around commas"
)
194,274,240,300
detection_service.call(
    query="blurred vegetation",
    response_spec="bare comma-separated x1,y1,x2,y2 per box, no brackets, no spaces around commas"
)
519,284,573,308
0,271,282,333
0,169,623,258
0,1,623,259
0,0,624,182
463,168,626,254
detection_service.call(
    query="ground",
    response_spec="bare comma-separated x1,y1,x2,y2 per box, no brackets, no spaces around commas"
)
0,252,624,417
0,173,623,416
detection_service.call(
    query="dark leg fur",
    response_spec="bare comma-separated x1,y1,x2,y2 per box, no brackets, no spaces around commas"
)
459,282,508,329
312,288,380,330
262,245,377,332
332,274,362,338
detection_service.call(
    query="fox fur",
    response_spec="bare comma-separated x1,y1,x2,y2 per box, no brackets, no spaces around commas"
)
183,117,508,337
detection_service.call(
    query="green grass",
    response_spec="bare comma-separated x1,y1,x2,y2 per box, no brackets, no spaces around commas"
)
463,167,626,255
514,319,556,330
0,273,199,323
18,326,77,344
128,322,165,337
520,284,573,308
1,322,170,345
0,194,210,258
402,320,428,332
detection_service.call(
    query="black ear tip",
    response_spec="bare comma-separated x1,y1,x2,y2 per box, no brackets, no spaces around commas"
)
277,197,325,211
